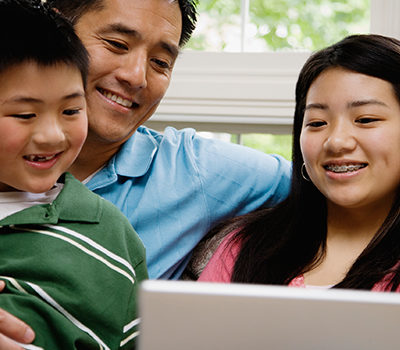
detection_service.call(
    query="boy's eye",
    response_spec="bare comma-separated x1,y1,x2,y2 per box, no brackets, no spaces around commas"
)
356,117,379,124
63,109,81,116
9,113,36,119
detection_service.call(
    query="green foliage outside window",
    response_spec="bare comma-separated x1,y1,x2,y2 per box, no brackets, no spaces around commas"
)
232,134,293,160
187,0,370,159
249,0,370,51
187,0,370,51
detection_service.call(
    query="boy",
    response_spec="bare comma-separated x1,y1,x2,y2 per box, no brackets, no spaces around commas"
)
0,0,148,349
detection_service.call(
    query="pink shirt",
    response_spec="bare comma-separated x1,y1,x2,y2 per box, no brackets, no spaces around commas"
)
198,231,400,292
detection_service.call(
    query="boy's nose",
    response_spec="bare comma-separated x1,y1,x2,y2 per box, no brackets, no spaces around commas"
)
32,117,66,146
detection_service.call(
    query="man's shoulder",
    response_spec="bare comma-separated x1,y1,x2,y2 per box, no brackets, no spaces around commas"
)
134,126,290,175
118,126,198,160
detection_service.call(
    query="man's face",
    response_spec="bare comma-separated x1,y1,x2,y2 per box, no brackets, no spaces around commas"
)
74,0,182,147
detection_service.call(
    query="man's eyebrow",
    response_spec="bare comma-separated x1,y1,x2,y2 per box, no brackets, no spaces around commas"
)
100,23,179,58
102,23,140,37
347,99,388,108
160,41,179,59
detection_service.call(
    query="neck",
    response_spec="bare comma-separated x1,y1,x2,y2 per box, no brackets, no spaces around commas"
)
327,200,392,242
69,136,122,181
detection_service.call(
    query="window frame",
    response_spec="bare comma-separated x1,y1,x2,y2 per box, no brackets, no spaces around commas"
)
146,0,397,134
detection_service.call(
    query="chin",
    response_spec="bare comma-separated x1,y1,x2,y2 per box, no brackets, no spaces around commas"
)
24,181,57,194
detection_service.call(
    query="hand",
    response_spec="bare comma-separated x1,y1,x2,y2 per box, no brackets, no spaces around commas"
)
0,281,35,349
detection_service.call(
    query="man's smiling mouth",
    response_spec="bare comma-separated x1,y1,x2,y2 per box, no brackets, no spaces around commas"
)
97,88,138,108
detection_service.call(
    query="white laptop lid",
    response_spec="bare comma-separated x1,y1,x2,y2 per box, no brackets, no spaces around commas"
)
138,280,400,350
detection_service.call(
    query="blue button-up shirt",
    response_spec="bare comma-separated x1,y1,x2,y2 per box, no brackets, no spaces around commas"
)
86,126,291,279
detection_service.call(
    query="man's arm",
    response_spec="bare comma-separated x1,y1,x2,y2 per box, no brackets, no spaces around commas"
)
0,281,35,349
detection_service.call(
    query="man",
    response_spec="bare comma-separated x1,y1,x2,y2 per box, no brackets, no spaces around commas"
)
0,0,291,347
57,0,291,280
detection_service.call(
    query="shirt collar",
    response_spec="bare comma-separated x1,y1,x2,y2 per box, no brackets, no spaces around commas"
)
114,126,159,178
0,173,101,226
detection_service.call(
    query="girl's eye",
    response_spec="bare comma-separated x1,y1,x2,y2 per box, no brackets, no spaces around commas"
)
63,109,81,116
9,114,35,119
306,120,326,128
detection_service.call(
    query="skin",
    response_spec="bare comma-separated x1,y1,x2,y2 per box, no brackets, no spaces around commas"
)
69,0,182,180
1,1,182,346
0,62,87,193
0,61,87,347
0,281,35,349
300,68,400,285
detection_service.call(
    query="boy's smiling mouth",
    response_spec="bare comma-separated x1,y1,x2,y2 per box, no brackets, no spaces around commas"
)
23,153,61,162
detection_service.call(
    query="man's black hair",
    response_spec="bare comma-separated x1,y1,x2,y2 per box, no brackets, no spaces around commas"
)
49,0,198,47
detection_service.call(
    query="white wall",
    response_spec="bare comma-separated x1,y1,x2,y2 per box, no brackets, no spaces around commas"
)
146,1,397,134
148,51,309,134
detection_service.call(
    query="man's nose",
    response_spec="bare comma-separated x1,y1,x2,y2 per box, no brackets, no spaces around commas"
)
117,50,148,89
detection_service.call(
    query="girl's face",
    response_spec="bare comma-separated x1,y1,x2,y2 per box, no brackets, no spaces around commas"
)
300,67,400,212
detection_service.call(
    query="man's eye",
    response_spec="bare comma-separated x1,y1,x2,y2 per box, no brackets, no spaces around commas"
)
151,58,170,69
9,114,35,119
105,39,128,51
63,109,81,116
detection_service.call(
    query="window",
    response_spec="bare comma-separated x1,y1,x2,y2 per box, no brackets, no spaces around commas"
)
187,0,370,52
146,0,398,159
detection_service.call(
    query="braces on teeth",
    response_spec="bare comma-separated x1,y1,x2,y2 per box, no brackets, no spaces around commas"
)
327,164,364,173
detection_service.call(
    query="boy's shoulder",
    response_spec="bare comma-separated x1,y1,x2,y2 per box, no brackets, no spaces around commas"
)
58,173,134,229
59,172,146,260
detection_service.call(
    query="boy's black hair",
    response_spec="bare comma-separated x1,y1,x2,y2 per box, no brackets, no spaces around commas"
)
0,0,89,85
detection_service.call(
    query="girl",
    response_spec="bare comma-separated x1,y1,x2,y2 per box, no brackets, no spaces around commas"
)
199,34,400,291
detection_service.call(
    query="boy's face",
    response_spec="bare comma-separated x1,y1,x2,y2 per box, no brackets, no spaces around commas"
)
0,62,87,193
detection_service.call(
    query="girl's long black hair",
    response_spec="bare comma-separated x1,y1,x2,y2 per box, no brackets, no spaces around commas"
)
221,34,400,290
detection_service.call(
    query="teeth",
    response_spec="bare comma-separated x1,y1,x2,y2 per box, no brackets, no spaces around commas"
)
325,164,366,173
26,155,56,162
100,89,133,108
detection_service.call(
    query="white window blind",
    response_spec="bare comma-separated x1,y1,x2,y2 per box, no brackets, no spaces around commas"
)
147,0,395,134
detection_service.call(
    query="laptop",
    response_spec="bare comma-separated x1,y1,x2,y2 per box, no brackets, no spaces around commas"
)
138,280,400,350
